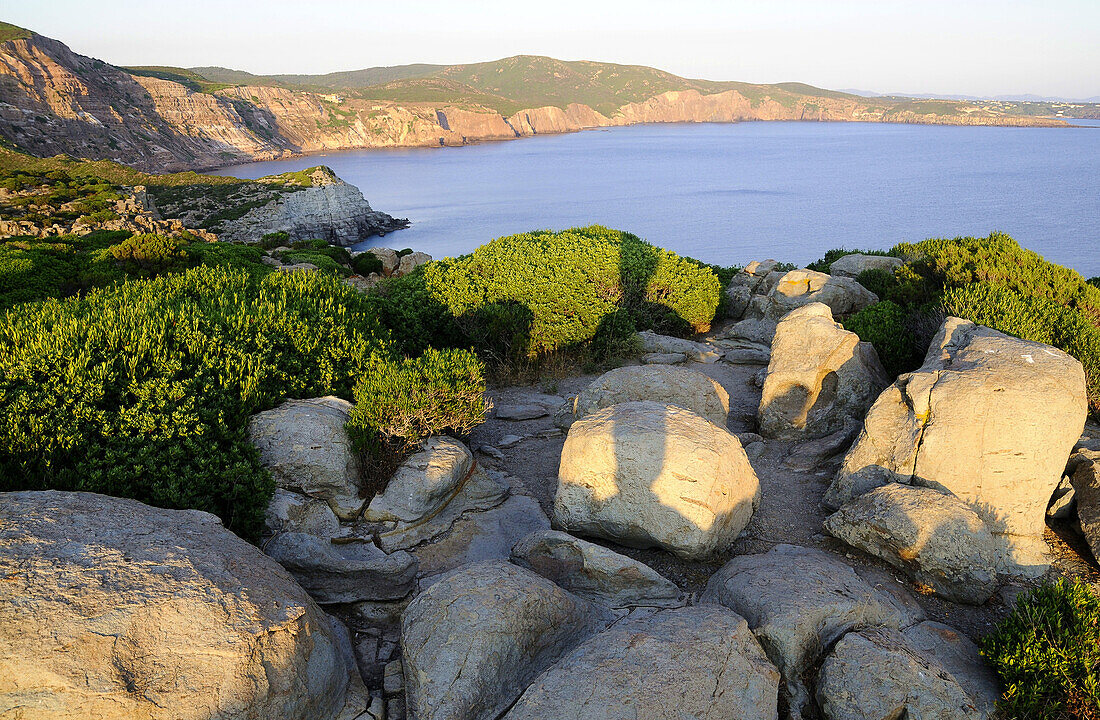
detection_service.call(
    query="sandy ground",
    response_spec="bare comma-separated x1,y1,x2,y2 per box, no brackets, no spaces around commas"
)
469,326,1100,644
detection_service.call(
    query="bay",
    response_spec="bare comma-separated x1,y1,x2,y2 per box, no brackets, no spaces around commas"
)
216,120,1100,276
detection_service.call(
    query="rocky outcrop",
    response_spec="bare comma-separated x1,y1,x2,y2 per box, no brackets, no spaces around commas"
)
502,606,780,720
725,259,783,319
758,303,889,441
510,529,685,608
263,532,416,604
216,167,408,246
572,364,730,427
555,401,760,559
401,561,612,720
824,483,1000,604
248,396,365,520
265,487,342,536
826,318,1088,576
0,491,358,720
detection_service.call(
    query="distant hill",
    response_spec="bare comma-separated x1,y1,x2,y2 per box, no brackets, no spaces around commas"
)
0,21,1088,173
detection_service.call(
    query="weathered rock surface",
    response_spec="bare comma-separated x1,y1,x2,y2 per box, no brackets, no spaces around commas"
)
816,627,992,720
636,330,722,363
511,529,684,608
826,318,1088,576
573,364,731,427
503,605,780,720
364,437,473,523
902,621,1000,716
397,251,432,275
759,303,889,441
701,544,911,716
248,396,365,520
728,269,879,344
1071,449,1100,561
401,561,612,720
0,491,356,720
265,487,342,537
555,401,760,559
824,483,999,604
366,247,400,275
725,259,782,319
216,167,408,246
827,253,904,279
263,533,416,603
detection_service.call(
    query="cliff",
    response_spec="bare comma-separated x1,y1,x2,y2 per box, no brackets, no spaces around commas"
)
0,29,1077,174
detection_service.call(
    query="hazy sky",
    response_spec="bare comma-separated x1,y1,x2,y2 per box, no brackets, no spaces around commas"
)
3,0,1098,98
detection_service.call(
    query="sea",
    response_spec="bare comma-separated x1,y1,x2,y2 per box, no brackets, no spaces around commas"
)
216,120,1100,277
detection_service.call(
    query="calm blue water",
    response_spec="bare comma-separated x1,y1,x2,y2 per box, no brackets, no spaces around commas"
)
217,121,1100,276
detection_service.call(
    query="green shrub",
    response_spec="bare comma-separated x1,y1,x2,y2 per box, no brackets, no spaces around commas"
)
276,249,350,275
843,300,923,377
981,578,1100,719
259,231,289,249
0,266,393,540
352,252,384,276
347,347,487,448
407,226,720,360
855,267,898,300
105,233,188,274
185,241,270,278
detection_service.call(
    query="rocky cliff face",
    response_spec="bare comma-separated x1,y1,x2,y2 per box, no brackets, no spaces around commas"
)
0,31,1069,174
215,167,408,246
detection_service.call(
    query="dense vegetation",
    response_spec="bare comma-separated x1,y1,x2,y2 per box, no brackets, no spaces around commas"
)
825,235,1100,413
369,226,721,372
982,578,1100,719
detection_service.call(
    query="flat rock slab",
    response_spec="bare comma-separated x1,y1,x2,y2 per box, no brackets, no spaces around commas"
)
824,483,999,604
264,532,416,603
816,627,992,720
637,330,722,362
573,364,730,427
0,491,356,720
555,401,760,560
401,560,613,720
511,529,685,608
502,605,780,720
701,544,912,716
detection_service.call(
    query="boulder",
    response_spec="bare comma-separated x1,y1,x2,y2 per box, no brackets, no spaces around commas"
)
636,330,722,363
725,259,781,319
1071,449,1100,561
728,269,879,344
0,491,356,720
363,437,473,523
573,364,730,427
902,621,1000,716
701,544,912,716
265,487,342,537
401,560,612,720
759,303,889,441
248,396,364,520
511,529,684,608
263,533,416,603
826,318,1088,576
816,627,992,720
823,483,999,604
827,253,904,279
367,247,400,275
641,352,685,365
502,605,780,720
396,251,431,276
555,401,760,560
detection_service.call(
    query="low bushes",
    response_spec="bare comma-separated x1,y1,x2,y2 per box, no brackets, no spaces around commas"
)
982,578,1100,719
842,300,922,377
372,226,720,368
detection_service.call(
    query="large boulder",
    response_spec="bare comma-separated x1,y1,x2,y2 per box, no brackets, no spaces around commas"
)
363,436,473,524
758,303,889,441
826,318,1088,576
263,533,416,603
701,544,912,717
401,560,612,720
573,364,730,427
827,253,904,279
248,396,364,520
396,251,431,277
511,529,684,608
0,491,356,720
816,626,993,720
728,269,878,344
824,483,999,604
555,401,760,560
1071,449,1100,561
502,605,780,720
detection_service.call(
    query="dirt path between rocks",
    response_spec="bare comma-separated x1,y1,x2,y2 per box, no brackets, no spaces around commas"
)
470,325,1100,645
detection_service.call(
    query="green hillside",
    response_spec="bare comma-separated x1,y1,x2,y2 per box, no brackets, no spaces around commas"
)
190,63,444,91
0,21,31,44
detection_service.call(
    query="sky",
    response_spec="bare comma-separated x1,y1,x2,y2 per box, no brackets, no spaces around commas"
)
3,0,1098,99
